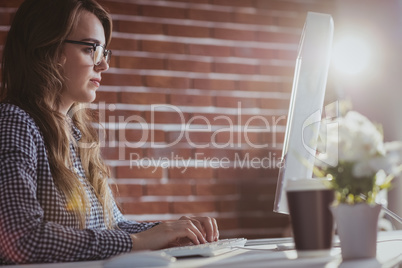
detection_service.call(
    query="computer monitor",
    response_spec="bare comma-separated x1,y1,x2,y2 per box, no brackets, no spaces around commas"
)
273,12,334,214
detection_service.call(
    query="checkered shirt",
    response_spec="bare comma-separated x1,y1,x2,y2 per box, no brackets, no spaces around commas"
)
0,103,158,264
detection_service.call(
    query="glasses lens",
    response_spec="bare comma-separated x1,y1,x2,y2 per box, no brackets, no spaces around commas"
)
105,50,111,64
94,45,104,65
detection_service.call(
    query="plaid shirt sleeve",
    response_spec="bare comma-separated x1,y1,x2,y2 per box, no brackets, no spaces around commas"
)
112,198,160,233
0,103,156,265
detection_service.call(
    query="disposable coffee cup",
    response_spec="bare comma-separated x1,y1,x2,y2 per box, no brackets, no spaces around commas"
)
286,178,334,258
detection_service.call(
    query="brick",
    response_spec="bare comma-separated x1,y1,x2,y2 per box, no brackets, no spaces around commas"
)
239,181,274,196
98,1,140,16
233,13,273,25
255,0,293,10
260,166,281,179
239,215,289,229
167,0,209,3
194,148,240,161
255,0,325,14
144,110,189,124
188,44,232,57
141,5,186,19
172,201,216,214
165,0,209,3
114,184,143,198
261,131,285,148
281,81,293,93
108,55,118,69
216,217,240,230
144,147,192,159
240,148,282,159
115,147,144,162
120,92,167,105
145,75,191,89
102,73,142,87
213,28,256,41
122,129,165,143
119,56,165,70
216,166,265,180
214,130,263,147
141,40,186,54
0,0,23,7
217,200,239,213
168,167,214,180
170,94,213,107
214,62,257,75
108,38,138,51
193,78,235,91
211,0,254,7
167,59,211,73
95,91,119,103
259,98,289,110
167,130,213,146
189,113,237,126
167,24,210,38
208,130,238,148
119,21,164,35
0,11,13,25
120,201,170,214
233,47,275,59
195,183,238,196
238,80,282,92
215,96,258,108
188,9,232,23
259,65,294,76
100,147,120,160
239,114,285,127
145,183,192,196
257,31,300,44
0,31,8,45
277,49,298,61
115,165,164,179
100,109,144,123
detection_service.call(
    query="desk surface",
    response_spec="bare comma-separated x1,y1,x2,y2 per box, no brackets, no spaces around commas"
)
14,230,402,268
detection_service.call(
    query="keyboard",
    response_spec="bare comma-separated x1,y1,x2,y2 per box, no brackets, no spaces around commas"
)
160,238,247,257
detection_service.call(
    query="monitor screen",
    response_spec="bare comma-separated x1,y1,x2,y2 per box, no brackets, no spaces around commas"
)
273,12,334,214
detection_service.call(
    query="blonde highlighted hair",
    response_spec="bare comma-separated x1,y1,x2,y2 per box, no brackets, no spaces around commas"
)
1,0,115,229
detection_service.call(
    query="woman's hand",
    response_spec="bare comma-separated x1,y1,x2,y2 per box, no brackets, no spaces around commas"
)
130,216,219,251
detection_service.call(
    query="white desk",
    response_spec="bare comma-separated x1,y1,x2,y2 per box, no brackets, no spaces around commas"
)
14,230,402,268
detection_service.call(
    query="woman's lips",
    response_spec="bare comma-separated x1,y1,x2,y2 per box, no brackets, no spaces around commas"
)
90,78,101,87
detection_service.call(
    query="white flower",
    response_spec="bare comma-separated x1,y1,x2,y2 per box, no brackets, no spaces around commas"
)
316,111,386,174
375,169,387,187
315,108,402,204
339,111,385,162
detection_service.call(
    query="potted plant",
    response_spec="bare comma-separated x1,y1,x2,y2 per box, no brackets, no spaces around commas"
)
314,110,402,260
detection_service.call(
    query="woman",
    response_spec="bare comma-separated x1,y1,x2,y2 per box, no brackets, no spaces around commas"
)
0,0,218,264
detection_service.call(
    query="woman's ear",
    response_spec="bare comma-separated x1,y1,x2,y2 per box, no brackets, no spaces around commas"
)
59,54,67,66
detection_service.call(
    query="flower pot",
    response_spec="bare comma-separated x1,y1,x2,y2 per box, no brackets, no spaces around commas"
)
331,203,381,260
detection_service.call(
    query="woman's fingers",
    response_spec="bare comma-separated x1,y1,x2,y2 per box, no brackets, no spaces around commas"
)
179,216,219,242
179,216,206,239
130,216,219,251
181,219,207,245
186,217,219,242
131,219,207,251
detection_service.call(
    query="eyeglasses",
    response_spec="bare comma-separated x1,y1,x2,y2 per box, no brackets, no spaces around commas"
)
64,40,112,66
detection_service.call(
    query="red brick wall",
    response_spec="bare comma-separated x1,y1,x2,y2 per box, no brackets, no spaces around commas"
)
0,0,335,238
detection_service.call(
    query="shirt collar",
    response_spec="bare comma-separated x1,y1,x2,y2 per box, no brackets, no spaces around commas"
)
71,123,82,141
66,116,82,141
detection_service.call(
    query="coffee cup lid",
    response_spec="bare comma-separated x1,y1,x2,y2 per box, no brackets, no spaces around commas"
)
285,178,330,191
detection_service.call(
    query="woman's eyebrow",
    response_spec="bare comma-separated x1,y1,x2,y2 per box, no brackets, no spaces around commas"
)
80,38,103,44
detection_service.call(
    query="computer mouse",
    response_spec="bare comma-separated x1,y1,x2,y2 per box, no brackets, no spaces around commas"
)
103,251,176,268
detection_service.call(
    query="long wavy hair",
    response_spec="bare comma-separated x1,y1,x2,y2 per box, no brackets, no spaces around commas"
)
1,0,115,229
